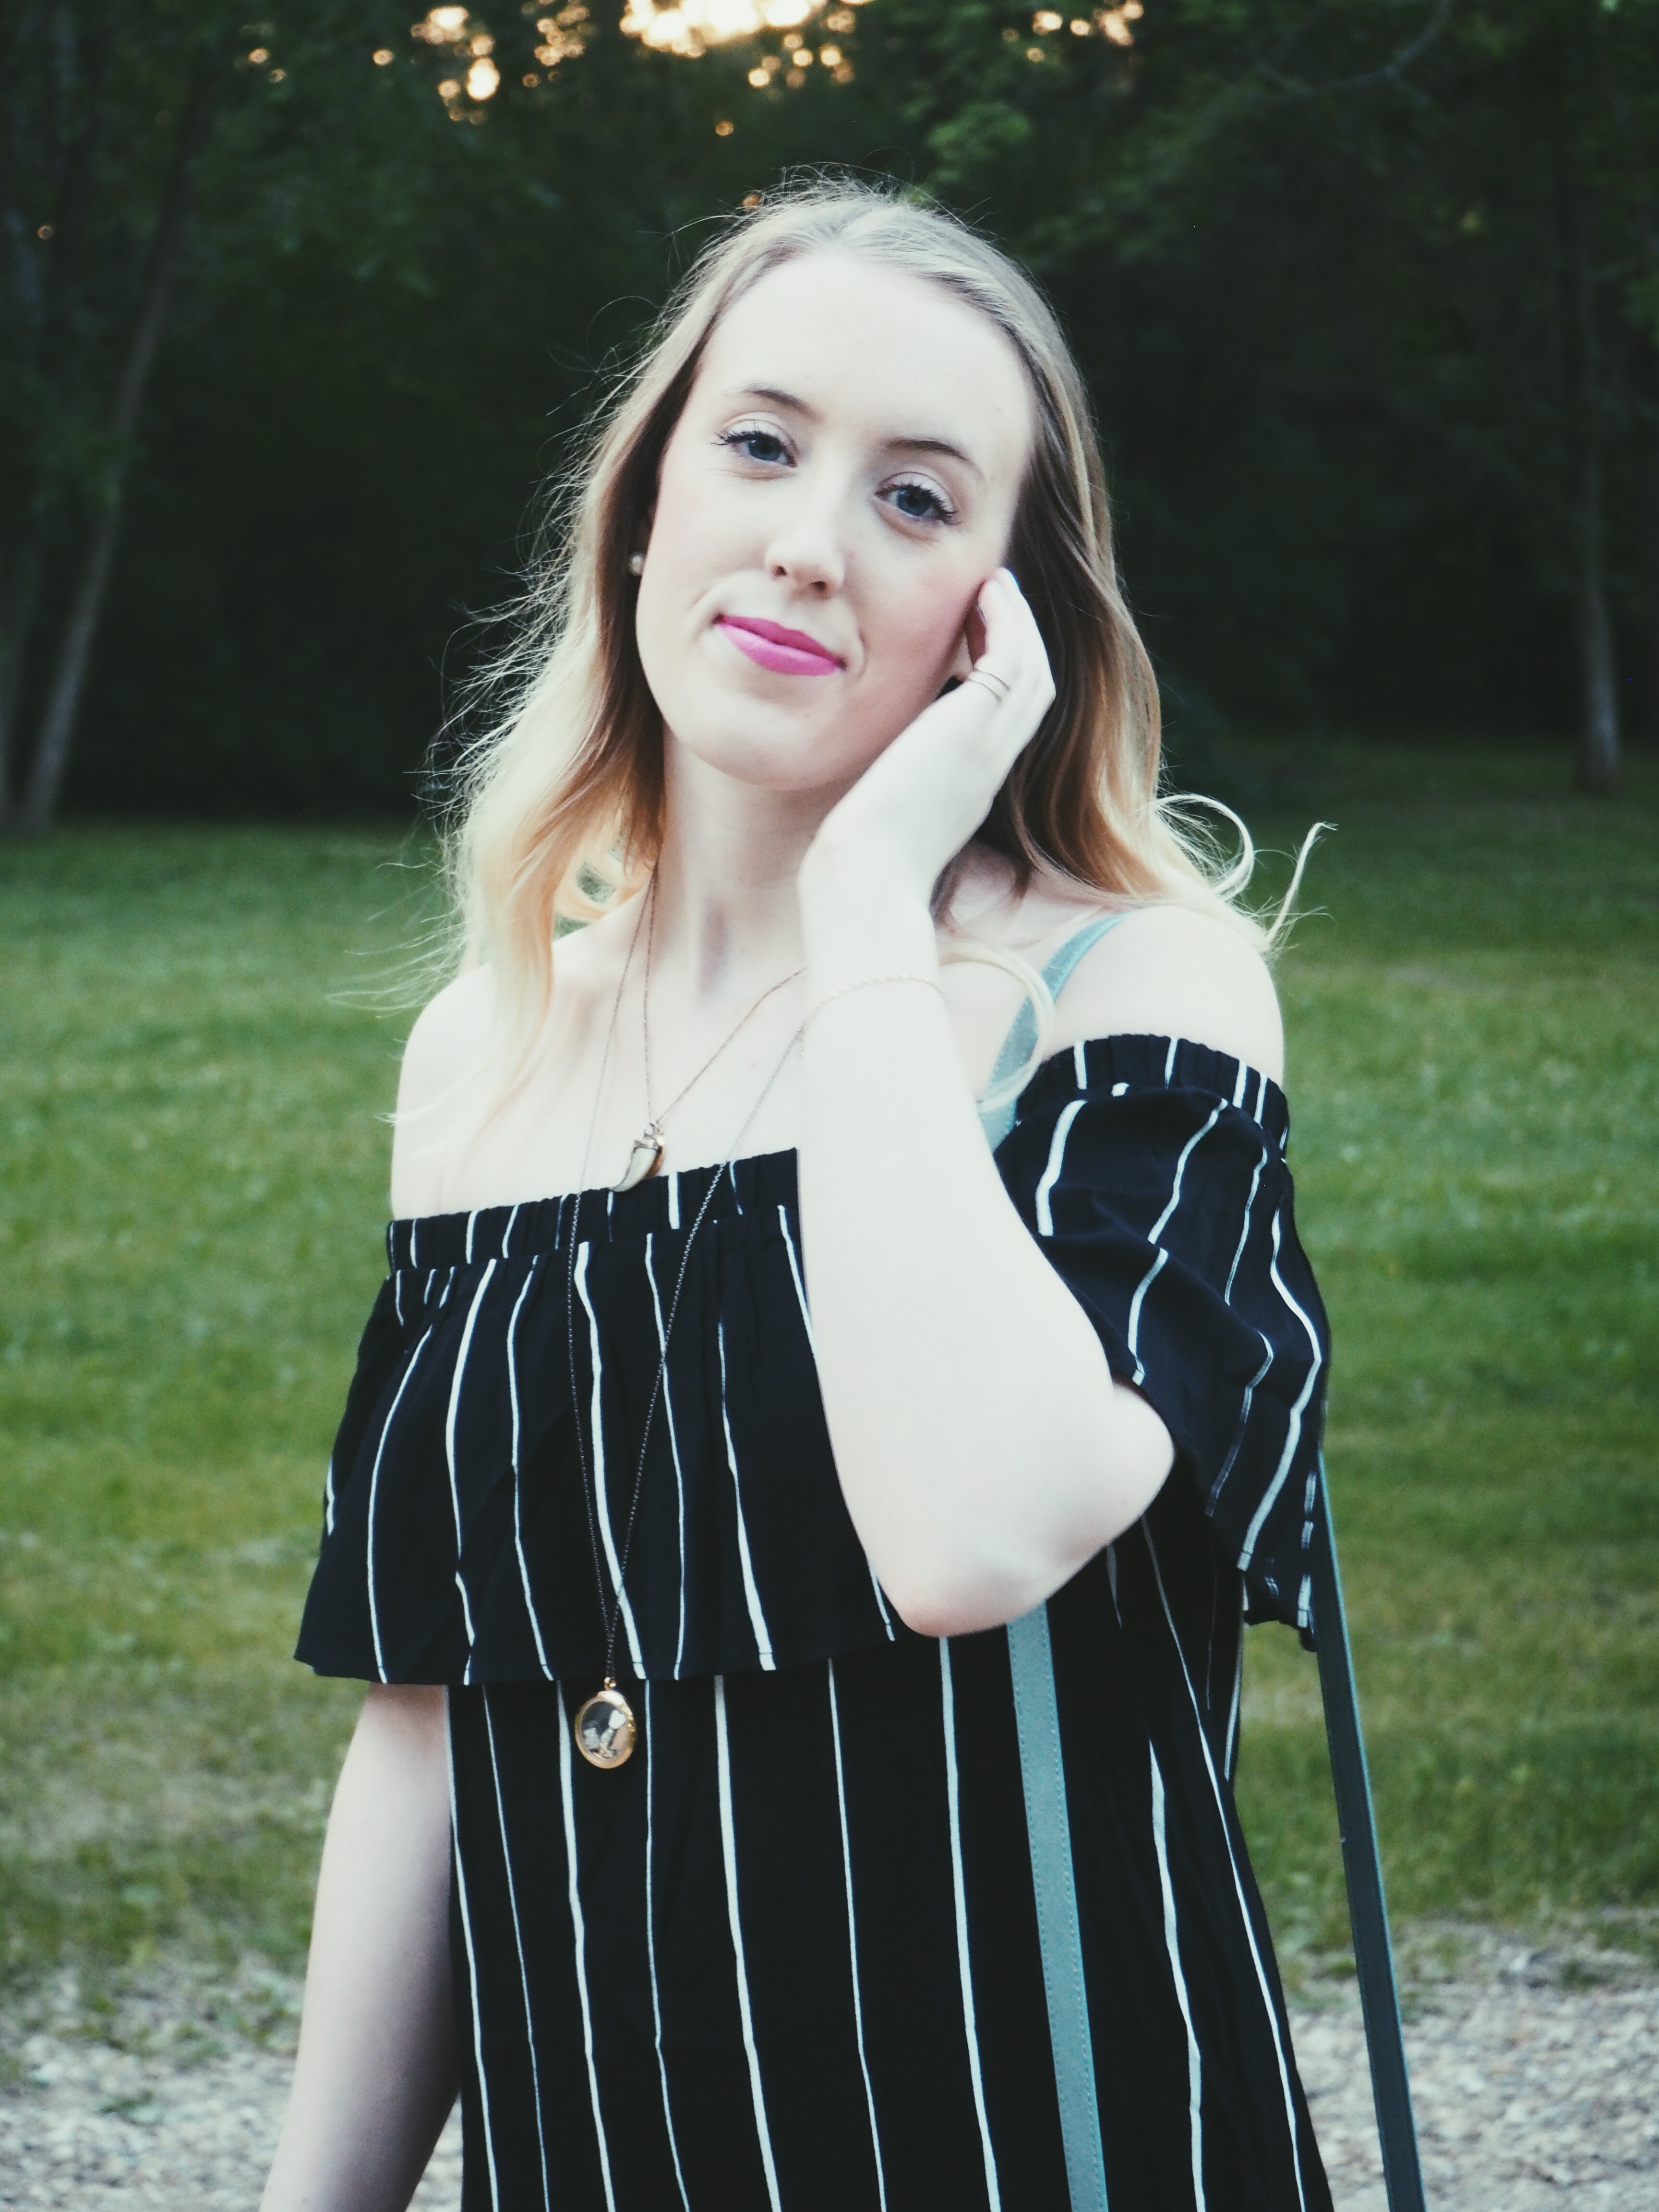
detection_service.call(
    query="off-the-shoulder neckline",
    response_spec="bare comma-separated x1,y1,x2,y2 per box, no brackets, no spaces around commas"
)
390,1030,1288,1233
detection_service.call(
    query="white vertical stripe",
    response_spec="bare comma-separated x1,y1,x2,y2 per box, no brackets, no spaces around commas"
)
776,1207,814,1351
1073,1039,1088,1088
446,1259,498,1674
1232,1058,1249,1108
1223,1151,1266,1307
449,1714,503,2212
1238,1215,1325,1571
779,1208,894,1642
481,1694,553,2212
1126,1248,1169,1384
1035,1098,1087,1237
644,1683,694,2210
465,1210,478,1262
560,1692,619,2212
717,1321,776,1669
574,1242,644,1674
323,1457,336,1539
1144,1528,1308,2211
644,1236,690,1679
713,1676,783,2212
394,1272,406,1326
1212,1333,1275,1504
939,1640,1002,2211
503,1201,521,1257
667,1172,680,1229
1148,1102,1225,1244
1150,1748,1206,2210
1164,1037,1178,1084
828,1661,890,2212
1224,1583,1246,1781
505,1258,553,1679
365,1326,433,1682
410,1221,420,1270
1252,1069,1267,1122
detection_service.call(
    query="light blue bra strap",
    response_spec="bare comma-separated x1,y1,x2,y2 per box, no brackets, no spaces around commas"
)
977,911,1127,1153
977,912,1127,2212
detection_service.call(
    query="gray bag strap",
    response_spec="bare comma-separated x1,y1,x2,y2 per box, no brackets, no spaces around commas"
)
980,915,1425,2212
1312,1471,1426,2212
979,914,1125,2212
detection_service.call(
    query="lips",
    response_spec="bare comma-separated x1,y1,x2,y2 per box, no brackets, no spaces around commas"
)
716,614,843,678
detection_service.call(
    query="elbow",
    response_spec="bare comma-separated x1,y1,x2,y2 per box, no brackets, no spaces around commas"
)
880,1559,1046,1642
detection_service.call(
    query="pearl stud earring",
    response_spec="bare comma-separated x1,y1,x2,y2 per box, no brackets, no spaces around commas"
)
627,551,645,577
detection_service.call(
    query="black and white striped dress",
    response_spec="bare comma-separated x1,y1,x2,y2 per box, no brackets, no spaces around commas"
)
299,1034,1334,2212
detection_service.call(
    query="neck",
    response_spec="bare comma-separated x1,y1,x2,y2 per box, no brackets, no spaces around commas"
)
649,736,846,995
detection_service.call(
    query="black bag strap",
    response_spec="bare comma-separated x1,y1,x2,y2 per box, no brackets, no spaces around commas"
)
1311,1467,1427,2212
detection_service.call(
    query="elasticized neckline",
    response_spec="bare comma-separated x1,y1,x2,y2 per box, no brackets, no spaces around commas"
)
386,1032,1289,1273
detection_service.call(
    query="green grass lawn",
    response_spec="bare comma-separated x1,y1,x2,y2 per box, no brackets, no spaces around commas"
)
0,740,1655,1991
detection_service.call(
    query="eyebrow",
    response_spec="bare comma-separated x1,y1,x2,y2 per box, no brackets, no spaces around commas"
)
731,384,985,480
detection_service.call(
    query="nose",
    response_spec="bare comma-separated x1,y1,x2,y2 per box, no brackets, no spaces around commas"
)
763,479,848,598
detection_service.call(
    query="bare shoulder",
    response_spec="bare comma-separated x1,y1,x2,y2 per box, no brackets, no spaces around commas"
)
390,966,500,1217
1045,901,1284,1086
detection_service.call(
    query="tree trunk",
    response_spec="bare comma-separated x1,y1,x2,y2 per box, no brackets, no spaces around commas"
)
1569,202,1619,795
1575,440,1620,793
1646,441,1659,743
0,547,41,827
16,51,217,835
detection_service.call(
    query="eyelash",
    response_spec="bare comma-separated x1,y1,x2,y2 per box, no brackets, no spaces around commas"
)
716,423,958,528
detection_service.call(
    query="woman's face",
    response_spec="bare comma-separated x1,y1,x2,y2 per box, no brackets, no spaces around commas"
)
635,253,1035,800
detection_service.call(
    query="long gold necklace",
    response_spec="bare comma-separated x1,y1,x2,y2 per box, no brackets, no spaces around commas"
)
613,875,805,1194
566,896,803,1770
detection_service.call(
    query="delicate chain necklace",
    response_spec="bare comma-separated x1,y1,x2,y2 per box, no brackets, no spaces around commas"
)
614,874,805,1194
565,898,803,1770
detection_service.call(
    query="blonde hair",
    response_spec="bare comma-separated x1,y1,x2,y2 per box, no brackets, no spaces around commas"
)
443,178,1299,1067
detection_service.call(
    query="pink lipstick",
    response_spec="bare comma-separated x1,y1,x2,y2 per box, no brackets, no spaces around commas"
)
717,615,842,678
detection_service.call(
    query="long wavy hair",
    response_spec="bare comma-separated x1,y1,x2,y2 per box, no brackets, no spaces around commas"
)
443,178,1293,1068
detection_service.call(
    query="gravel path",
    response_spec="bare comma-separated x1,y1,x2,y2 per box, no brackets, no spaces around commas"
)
0,1931,1654,2207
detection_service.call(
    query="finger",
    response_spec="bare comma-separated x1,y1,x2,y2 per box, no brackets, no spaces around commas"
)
966,574,1048,713
967,575,1024,691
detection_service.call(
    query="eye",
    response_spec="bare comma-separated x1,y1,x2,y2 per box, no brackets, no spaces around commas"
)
719,421,792,467
882,476,957,527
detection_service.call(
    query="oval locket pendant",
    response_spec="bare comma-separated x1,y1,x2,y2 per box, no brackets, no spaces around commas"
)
613,1130,663,1195
574,1683,637,1768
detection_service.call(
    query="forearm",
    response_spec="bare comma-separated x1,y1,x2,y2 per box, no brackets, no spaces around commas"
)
263,1684,458,2212
797,858,1171,1635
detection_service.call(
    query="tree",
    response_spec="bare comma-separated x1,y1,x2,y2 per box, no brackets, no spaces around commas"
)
889,0,1659,785
1,0,480,830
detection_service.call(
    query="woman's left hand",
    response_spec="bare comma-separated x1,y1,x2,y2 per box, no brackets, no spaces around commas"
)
802,568,1055,903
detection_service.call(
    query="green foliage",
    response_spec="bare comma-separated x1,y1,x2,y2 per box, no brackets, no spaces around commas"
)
0,827,416,1972
1233,737,1659,1961
0,749,1655,1984
4,0,1655,813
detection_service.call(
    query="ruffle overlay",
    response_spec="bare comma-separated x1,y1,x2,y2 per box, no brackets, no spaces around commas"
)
296,1034,1330,1685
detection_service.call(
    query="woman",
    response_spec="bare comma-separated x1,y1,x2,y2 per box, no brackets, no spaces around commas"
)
264,181,1333,2212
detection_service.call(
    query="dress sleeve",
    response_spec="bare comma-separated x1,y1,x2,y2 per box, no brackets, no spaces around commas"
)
997,1035,1330,1640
